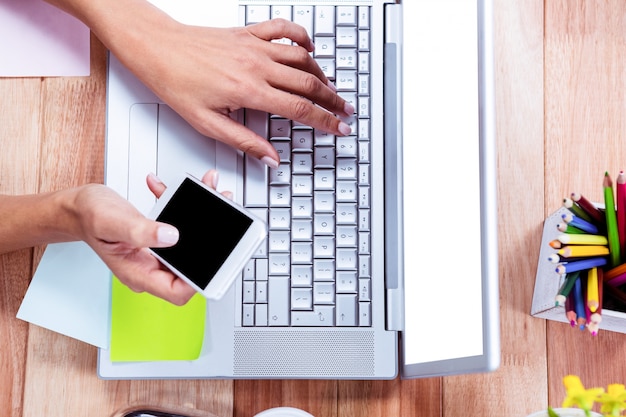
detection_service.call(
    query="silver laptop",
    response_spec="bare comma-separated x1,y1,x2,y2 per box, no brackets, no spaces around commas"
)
99,0,499,379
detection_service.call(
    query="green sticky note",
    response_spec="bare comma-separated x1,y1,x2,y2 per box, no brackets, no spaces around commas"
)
110,276,206,362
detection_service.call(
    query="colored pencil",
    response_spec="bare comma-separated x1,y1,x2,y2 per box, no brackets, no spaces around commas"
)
556,233,608,246
563,197,595,224
565,291,577,327
561,212,600,234
587,267,599,312
557,222,586,234
571,192,605,225
555,271,581,307
555,257,607,274
590,268,603,325
606,270,626,287
604,172,621,267
618,171,626,262
549,239,563,249
557,245,610,258
573,276,586,329
604,262,626,280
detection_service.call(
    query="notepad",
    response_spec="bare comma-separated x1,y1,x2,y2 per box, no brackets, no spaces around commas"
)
110,276,206,362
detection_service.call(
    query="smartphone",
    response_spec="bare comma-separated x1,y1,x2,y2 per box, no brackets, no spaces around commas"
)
148,174,266,300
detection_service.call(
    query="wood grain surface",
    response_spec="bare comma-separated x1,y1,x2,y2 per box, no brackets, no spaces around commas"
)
2,1,623,416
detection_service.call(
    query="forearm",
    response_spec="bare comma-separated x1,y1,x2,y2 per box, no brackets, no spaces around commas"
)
0,189,81,254
43,0,176,68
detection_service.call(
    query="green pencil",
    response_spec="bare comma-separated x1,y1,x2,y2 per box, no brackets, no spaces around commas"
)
604,171,621,267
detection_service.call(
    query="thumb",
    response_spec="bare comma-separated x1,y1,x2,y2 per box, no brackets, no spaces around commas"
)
127,218,180,249
153,222,180,248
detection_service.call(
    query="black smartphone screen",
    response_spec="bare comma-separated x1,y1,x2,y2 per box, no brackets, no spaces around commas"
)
152,178,253,289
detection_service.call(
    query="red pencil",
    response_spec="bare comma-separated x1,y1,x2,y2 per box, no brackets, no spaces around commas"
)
571,192,605,225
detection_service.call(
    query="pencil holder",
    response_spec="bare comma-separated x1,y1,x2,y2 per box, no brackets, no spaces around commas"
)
532,207,626,334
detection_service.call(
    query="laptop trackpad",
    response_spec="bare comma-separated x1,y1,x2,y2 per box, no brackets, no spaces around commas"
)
156,105,217,188
128,104,217,214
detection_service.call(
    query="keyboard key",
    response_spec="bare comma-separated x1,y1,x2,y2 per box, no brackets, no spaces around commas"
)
336,271,357,293
292,265,313,287
293,6,314,36
292,197,313,218
359,302,372,326
243,281,255,303
291,288,313,310
268,275,290,326
292,219,313,241
313,259,335,281
292,306,334,326
255,304,268,326
269,208,291,229
314,6,335,36
337,6,357,26
243,304,254,326
313,282,335,304
246,5,270,24
313,36,335,58
358,278,371,301
314,169,335,190
336,27,358,47
269,253,290,275
292,241,313,264
336,294,358,326
256,280,268,303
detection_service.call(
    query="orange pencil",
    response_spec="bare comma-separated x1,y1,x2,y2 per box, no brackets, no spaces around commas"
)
604,263,626,280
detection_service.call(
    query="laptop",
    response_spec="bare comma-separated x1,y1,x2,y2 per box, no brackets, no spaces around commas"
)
99,0,499,379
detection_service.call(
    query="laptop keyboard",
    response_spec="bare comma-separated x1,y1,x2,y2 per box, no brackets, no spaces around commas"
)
240,5,372,327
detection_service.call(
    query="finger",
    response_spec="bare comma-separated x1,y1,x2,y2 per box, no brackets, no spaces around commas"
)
132,269,196,306
150,274,196,306
201,169,219,189
247,19,315,52
265,42,338,96
195,112,280,168
147,172,167,198
249,88,353,137
266,63,354,117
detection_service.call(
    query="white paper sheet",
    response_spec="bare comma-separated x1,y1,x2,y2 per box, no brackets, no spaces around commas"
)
17,241,110,348
0,0,90,77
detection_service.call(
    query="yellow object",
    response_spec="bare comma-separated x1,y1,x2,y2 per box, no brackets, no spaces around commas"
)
110,276,206,362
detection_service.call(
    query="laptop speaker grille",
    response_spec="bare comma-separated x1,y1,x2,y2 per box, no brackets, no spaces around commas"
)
233,330,375,377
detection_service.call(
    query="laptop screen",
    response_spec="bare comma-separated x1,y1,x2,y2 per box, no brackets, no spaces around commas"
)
399,0,500,377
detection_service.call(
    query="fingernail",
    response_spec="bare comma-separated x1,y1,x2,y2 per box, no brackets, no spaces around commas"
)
148,172,164,184
261,156,279,169
344,101,355,116
210,170,219,189
338,122,352,136
157,225,179,245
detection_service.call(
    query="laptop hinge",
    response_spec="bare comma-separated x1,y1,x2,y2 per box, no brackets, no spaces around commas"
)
383,2,404,332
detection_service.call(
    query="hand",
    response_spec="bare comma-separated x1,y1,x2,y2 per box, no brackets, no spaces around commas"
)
110,15,355,167
73,170,223,305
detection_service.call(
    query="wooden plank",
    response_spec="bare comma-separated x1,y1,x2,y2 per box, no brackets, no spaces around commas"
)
234,380,337,417
0,76,43,417
544,0,626,407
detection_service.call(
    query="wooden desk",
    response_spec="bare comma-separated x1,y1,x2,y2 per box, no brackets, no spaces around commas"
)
2,1,626,415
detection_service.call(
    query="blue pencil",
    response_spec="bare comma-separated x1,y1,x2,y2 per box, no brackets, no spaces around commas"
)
573,275,587,330
555,257,607,275
561,212,599,234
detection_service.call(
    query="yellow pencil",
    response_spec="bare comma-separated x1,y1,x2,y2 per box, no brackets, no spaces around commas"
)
587,267,599,313
557,245,610,258
556,233,609,246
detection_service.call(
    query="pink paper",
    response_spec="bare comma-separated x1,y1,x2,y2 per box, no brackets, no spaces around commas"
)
0,0,90,77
